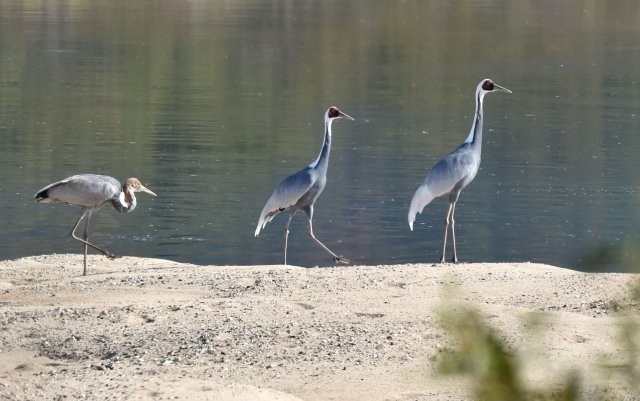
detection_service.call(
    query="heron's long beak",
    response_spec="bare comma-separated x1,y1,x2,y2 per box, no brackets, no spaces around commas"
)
494,83,512,94
139,185,157,197
340,111,355,121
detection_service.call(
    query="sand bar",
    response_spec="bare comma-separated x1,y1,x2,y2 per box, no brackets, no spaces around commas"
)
0,255,637,400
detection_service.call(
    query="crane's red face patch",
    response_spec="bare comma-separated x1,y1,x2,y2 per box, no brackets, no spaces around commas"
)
482,80,495,91
328,107,340,118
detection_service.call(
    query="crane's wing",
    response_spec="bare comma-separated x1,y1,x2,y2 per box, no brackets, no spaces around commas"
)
34,174,121,207
255,168,315,236
408,145,479,230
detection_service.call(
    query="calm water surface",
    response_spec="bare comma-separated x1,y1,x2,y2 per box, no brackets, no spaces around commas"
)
1,1,639,271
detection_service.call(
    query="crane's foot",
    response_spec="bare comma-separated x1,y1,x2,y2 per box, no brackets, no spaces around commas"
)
102,252,120,261
333,256,350,265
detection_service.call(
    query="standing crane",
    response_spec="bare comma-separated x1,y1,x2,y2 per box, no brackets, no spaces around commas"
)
34,174,156,275
255,106,354,265
408,79,511,263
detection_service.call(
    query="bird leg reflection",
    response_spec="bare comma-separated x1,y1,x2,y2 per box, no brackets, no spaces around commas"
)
308,219,350,265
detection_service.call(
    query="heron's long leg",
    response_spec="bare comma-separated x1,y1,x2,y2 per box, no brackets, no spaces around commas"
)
283,213,293,265
307,219,350,265
440,202,454,263
69,209,119,264
450,201,459,263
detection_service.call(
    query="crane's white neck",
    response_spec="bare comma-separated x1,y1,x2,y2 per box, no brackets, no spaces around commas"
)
463,89,486,144
308,118,333,169
114,188,137,213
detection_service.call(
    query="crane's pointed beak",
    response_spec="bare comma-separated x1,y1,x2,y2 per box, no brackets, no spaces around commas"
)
139,185,157,197
494,83,512,94
340,111,355,121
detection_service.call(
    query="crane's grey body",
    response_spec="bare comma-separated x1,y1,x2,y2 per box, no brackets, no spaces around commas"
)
35,174,156,275
257,151,328,227
37,174,126,209
408,79,511,263
255,106,354,265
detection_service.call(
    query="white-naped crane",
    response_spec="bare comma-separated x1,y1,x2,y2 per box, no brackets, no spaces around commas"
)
408,79,511,263
35,174,156,275
255,106,354,265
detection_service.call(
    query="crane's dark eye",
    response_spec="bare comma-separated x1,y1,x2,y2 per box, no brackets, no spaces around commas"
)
482,80,494,91
328,107,340,118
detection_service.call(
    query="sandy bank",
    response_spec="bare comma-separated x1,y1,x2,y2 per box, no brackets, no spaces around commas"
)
0,255,637,400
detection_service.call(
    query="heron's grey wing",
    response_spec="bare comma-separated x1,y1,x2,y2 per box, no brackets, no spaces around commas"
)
35,174,121,207
408,145,479,229
255,168,315,236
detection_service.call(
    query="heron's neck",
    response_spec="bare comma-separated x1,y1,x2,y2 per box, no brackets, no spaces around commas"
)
308,119,332,171
464,91,485,149
113,187,137,213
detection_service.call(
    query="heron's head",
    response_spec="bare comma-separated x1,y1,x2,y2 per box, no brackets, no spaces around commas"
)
325,106,355,123
479,79,512,96
125,178,157,196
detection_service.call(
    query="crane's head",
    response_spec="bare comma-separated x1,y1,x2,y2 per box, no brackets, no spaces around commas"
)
479,79,512,95
325,106,355,123
125,178,157,197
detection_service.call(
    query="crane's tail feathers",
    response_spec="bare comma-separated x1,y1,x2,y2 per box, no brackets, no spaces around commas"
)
408,185,435,231
254,211,277,237
34,188,52,202
254,217,268,237
35,194,49,203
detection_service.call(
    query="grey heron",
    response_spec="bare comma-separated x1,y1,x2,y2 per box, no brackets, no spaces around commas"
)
408,79,511,263
255,106,354,265
35,174,156,275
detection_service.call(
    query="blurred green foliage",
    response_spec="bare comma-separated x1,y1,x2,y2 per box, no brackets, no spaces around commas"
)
580,242,640,273
437,306,580,401
435,278,640,400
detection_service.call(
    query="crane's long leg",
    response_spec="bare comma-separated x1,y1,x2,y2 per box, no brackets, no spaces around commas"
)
440,202,454,263
307,219,350,265
283,214,293,265
83,216,90,276
450,201,459,263
69,210,119,271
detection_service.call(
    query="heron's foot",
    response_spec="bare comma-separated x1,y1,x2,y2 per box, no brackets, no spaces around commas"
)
451,257,459,264
333,256,350,265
